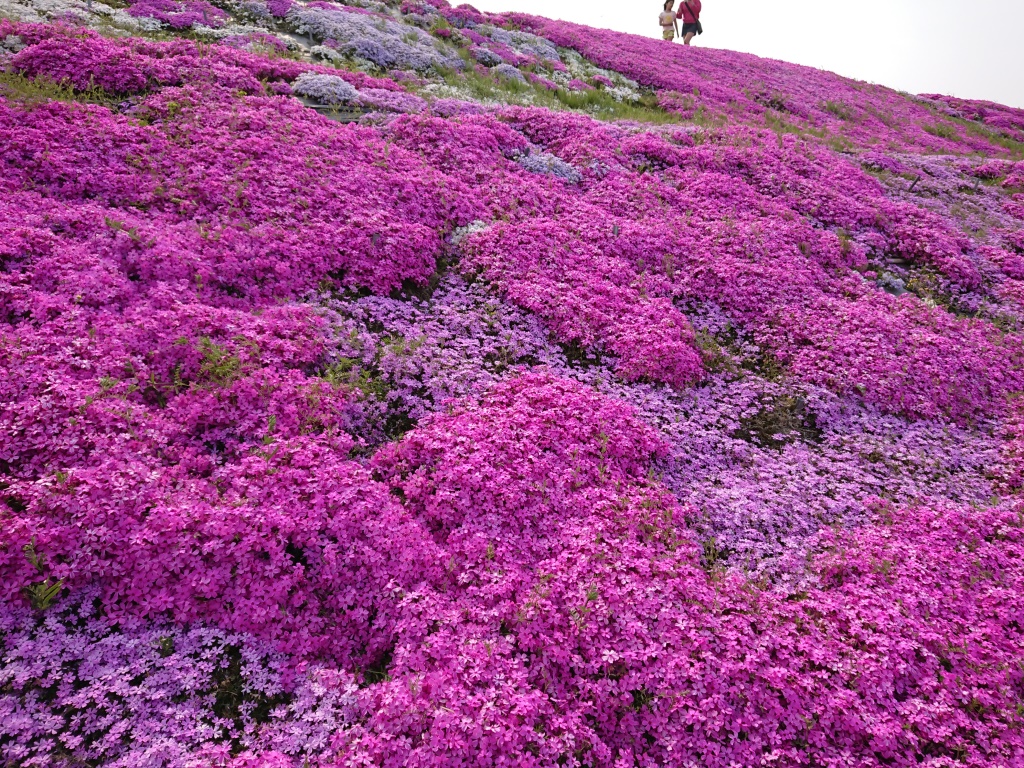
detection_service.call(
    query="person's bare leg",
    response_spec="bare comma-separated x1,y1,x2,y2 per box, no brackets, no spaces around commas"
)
683,32,695,45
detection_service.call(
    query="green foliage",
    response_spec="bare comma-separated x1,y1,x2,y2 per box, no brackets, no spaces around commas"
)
822,100,856,121
25,580,64,611
210,645,290,750
23,539,64,611
739,347,786,381
689,104,726,129
362,646,394,685
23,538,45,573
862,102,897,127
824,133,855,153
0,71,111,107
552,87,680,124
321,357,391,400
693,330,735,374
731,394,822,450
922,121,961,141
763,110,807,137
836,229,854,255
198,337,244,387
900,266,984,320
700,536,726,574
437,60,678,125
953,118,1024,160
630,687,655,712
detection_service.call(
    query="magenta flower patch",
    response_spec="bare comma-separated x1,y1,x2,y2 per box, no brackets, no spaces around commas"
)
2,11,1024,767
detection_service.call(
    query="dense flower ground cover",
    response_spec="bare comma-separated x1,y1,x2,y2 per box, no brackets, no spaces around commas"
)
2,0,1024,765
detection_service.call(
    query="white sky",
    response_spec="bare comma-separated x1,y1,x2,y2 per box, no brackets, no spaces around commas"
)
471,0,1024,109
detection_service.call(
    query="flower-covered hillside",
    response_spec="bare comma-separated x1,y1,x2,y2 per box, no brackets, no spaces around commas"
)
512,15,1024,151
2,2,1024,767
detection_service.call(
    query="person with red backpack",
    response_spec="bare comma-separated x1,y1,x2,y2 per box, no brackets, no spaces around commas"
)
676,0,702,45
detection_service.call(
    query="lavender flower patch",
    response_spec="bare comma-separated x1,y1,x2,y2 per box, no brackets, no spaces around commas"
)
292,71,359,104
470,45,501,66
315,274,565,432
428,96,489,116
491,62,524,82
616,372,1002,577
478,23,561,63
201,27,292,48
310,43,345,62
315,277,1000,578
517,151,582,183
289,4,461,71
357,86,427,112
228,0,273,22
858,152,1024,325
0,595,357,766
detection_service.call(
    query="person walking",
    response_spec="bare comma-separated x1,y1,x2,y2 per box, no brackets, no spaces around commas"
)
659,0,679,41
677,0,701,45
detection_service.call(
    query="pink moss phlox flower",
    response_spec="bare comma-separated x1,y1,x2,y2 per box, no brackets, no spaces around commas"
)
3,16,1024,764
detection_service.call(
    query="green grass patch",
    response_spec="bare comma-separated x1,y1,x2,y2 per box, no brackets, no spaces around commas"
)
197,337,245,388
321,357,391,400
922,121,961,141
952,118,1024,160
824,133,855,153
862,103,897,128
689,104,726,130
551,87,679,124
763,110,826,140
916,98,1024,158
822,100,857,122
436,54,678,125
0,71,112,107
